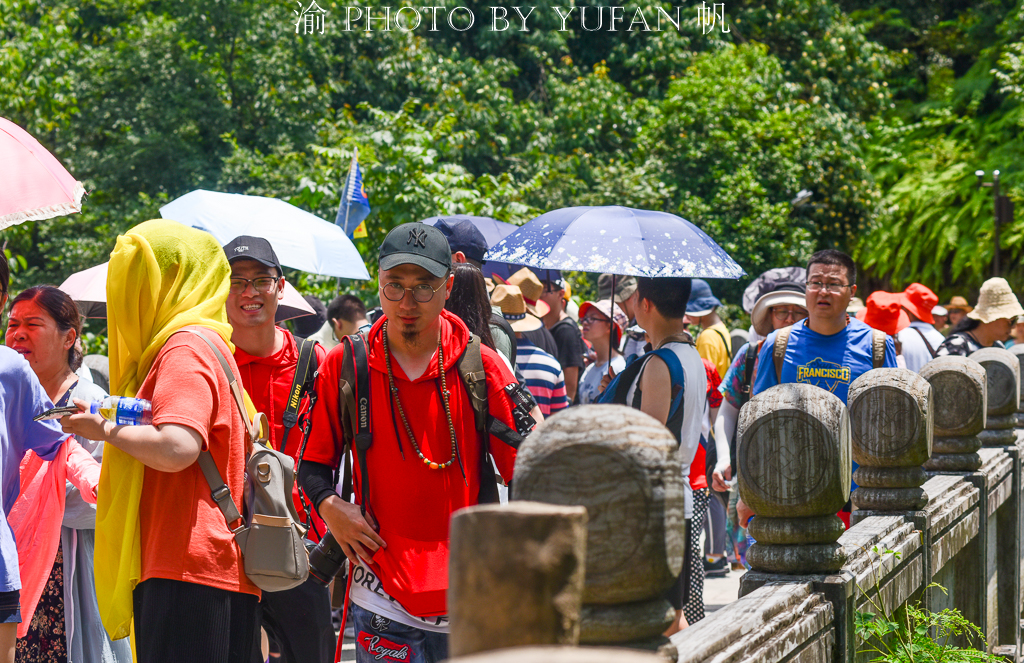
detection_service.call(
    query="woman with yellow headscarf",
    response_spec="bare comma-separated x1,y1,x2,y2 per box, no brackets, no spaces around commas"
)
61,220,261,663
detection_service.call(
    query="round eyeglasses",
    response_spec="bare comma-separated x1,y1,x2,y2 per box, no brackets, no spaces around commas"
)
379,279,447,303
772,307,808,322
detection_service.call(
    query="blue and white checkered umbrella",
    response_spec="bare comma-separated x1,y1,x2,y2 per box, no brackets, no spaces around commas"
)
484,206,744,279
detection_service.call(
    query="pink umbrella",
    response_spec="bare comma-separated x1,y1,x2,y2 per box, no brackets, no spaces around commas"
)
59,262,317,321
0,117,85,230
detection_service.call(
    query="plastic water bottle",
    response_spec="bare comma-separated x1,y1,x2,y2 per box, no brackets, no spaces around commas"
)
89,397,153,426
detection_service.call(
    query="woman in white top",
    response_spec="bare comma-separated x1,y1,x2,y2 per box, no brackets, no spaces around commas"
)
577,300,629,404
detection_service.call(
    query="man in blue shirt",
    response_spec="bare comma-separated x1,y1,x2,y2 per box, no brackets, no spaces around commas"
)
752,250,897,402
742,250,897,530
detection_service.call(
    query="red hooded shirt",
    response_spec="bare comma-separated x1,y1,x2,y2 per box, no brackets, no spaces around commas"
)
304,309,520,616
233,327,328,539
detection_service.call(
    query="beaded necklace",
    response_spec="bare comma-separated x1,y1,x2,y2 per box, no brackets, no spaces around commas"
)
381,320,458,470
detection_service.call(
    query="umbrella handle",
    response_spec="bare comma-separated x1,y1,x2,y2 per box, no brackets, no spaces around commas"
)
608,275,616,376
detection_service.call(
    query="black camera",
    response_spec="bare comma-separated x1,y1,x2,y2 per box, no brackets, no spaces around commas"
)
307,532,347,586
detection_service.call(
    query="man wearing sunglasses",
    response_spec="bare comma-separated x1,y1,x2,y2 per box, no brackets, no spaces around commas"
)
222,236,334,663
300,223,530,663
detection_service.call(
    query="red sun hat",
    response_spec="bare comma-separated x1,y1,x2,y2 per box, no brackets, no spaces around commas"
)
856,291,910,336
900,283,938,325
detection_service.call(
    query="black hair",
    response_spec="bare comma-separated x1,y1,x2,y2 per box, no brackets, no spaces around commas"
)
327,294,367,324
292,295,327,338
950,316,980,335
807,249,857,285
636,277,692,319
445,263,496,351
9,285,83,371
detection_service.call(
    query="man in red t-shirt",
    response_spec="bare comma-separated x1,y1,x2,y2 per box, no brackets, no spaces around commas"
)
300,223,532,663
222,236,333,663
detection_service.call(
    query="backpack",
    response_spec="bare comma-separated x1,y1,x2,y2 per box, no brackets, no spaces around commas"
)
184,330,310,592
594,334,692,445
334,331,527,518
772,326,888,379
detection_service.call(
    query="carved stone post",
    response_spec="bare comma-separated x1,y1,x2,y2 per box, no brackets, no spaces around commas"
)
970,348,1020,447
919,356,987,472
449,502,588,658
848,368,933,514
512,405,684,645
737,383,851,574
1003,345,1024,430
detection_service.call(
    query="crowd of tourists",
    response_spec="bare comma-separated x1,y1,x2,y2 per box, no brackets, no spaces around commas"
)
0,215,1020,663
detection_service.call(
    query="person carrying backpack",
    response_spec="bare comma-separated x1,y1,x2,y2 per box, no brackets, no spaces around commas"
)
298,223,534,663
596,276,707,636
221,236,333,663
60,220,261,663
739,250,897,531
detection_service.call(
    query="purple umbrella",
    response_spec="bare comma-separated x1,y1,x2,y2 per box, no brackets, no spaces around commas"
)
485,206,744,278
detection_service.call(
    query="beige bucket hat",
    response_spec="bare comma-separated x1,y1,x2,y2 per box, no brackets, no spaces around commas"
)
967,278,1024,324
505,268,551,318
490,284,543,333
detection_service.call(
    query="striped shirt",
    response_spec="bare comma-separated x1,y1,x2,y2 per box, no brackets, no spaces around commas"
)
516,338,570,416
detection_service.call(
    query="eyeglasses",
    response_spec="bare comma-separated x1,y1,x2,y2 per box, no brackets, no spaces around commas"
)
806,281,852,294
772,307,808,322
580,315,610,325
229,276,279,294
380,279,447,303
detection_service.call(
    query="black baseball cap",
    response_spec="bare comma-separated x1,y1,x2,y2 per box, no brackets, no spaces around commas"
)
379,223,452,278
223,236,283,276
430,217,488,264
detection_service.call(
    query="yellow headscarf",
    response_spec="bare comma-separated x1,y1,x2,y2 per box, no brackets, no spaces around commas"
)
96,219,234,639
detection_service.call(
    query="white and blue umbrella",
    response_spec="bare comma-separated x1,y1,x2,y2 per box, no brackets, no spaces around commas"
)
485,206,744,279
160,189,370,280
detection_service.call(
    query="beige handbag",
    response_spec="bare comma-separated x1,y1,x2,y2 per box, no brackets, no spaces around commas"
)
183,329,310,592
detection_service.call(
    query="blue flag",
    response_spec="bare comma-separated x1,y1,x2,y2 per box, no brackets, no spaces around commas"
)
335,157,371,238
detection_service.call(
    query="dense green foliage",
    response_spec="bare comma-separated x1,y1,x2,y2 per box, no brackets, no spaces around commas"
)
3,0,1024,305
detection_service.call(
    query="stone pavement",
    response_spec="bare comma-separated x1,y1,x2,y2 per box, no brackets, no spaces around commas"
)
702,567,743,615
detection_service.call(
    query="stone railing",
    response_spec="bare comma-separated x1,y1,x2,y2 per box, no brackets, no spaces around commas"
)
445,350,1024,662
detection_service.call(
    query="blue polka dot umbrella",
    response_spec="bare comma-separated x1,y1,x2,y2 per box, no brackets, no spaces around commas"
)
484,206,744,279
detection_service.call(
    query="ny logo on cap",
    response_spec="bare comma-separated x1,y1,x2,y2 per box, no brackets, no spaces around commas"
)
407,229,427,248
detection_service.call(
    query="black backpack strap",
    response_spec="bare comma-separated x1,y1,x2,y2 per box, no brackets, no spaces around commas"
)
911,326,937,359
711,327,731,356
349,334,372,517
741,342,757,401
281,338,319,457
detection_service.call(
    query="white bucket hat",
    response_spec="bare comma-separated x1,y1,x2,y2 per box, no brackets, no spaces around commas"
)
967,278,1024,324
750,283,808,337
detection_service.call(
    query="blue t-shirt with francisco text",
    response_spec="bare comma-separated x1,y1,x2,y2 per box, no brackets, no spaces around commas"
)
752,318,898,404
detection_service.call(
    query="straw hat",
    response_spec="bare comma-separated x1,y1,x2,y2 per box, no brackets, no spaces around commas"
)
900,283,938,325
943,295,973,313
578,300,628,344
856,291,910,336
506,268,551,318
490,284,543,332
967,278,1024,324
846,297,865,315
750,281,807,337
